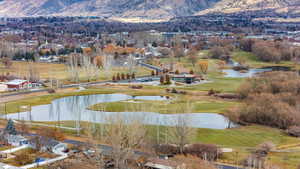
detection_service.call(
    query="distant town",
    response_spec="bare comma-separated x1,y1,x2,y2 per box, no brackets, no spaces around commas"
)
0,13,299,169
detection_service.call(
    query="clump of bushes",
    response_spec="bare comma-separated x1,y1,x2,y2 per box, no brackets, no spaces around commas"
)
255,141,275,156
183,144,220,161
154,143,220,161
287,126,300,137
229,72,300,129
48,88,56,93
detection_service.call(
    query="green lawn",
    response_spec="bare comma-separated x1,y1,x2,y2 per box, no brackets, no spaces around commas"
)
196,125,300,168
232,51,300,70
196,125,298,148
89,99,238,114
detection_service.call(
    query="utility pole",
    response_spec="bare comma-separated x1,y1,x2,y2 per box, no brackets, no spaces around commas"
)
156,117,160,144
4,102,7,120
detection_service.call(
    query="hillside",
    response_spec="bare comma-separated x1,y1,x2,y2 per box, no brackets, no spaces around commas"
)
197,0,300,15
0,0,299,20
0,0,219,19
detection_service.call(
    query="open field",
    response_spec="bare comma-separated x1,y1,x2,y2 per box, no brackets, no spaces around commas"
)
0,61,151,83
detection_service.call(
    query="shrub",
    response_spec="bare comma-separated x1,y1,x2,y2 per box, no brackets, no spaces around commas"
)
239,93,299,129
209,46,230,60
252,41,281,63
48,88,56,94
171,88,178,93
287,126,300,137
256,141,275,156
208,89,215,96
183,144,220,161
154,144,179,155
235,72,300,129
239,39,255,52
37,127,65,141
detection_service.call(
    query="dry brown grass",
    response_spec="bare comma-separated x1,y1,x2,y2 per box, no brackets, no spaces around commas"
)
0,61,150,82
0,61,67,80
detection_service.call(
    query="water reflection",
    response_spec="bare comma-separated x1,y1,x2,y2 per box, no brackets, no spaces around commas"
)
222,68,272,78
5,94,235,129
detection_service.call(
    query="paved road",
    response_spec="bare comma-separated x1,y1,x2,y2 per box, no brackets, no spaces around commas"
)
217,164,244,169
138,61,163,72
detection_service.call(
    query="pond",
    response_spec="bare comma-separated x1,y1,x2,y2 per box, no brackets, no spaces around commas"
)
222,68,273,78
4,94,234,129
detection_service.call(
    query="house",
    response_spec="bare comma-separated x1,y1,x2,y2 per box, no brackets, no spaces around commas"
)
29,136,67,154
6,135,28,146
6,79,29,90
170,74,196,84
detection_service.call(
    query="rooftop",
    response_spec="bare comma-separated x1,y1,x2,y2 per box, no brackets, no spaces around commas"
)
6,79,28,85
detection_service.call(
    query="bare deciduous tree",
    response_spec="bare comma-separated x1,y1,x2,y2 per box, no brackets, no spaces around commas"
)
103,114,146,169
27,62,40,82
68,53,80,82
169,102,195,154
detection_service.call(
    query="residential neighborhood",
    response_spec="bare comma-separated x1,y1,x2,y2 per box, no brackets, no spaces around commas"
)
0,2,300,169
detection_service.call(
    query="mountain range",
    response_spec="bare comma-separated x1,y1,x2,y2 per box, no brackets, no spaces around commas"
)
0,0,299,19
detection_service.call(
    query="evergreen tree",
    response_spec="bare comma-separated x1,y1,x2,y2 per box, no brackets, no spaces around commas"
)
5,119,17,135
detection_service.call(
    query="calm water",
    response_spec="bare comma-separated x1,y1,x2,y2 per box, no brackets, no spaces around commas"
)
222,68,272,78
5,94,234,129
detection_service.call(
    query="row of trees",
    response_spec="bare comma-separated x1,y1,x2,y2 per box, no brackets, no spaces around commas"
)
112,73,136,81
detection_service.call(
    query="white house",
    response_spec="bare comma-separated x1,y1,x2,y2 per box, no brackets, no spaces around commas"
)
29,137,67,155
6,135,28,147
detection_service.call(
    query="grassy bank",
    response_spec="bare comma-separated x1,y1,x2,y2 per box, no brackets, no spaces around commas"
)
232,51,300,70
88,99,238,114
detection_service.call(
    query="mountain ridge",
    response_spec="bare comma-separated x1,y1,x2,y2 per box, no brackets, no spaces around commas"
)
0,0,299,19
